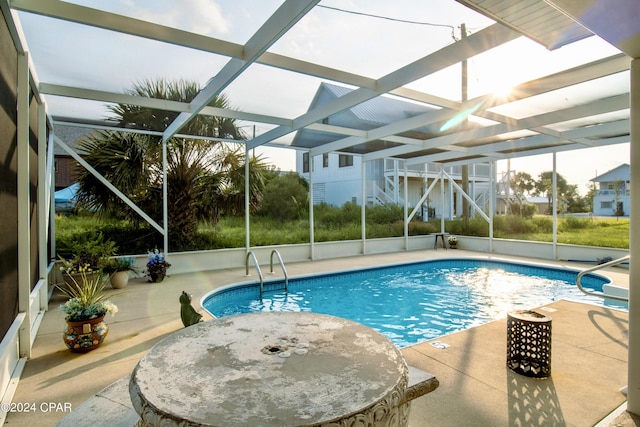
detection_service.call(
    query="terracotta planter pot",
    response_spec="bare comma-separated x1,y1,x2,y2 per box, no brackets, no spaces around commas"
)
63,315,108,352
110,271,130,289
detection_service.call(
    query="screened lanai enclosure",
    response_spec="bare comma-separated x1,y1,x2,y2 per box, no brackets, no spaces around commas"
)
1,0,640,418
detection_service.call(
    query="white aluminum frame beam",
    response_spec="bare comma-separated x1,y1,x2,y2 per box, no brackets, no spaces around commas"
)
53,136,164,234
162,0,319,141
407,119,630,165
17,51,31,358
12,2,631,168
248,23,521,150
362,55,629,162
39,83,294,127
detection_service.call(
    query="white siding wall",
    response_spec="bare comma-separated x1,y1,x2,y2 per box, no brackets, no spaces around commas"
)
298,151,363,205
297,151,490,216
593,193,631,216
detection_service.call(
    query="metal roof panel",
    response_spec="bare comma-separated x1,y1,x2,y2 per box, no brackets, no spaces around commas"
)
455,0,593,49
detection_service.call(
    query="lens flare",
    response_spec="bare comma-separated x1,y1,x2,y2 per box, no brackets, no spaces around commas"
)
440,99,486,132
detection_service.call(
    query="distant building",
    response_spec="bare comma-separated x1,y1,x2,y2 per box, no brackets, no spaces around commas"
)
591,164,630,217
525,196,569,215
52,122,98,190
294,83,492,219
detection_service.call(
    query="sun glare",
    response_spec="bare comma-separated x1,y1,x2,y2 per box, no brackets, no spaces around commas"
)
490,83,514,98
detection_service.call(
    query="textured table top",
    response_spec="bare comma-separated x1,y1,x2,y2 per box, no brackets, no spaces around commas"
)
129,312,409,427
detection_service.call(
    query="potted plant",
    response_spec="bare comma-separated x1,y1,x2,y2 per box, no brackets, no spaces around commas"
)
448,235,458,249
145,249,171,283
57,272,118,352
103,257,139,289
59,234,116,286
58,254,101,286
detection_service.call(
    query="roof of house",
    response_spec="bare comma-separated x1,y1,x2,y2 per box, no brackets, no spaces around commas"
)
291,82,454,155
53,123,100,156
591,163,630,182
319,83,435,126
527,196,550,204
526,196,568,205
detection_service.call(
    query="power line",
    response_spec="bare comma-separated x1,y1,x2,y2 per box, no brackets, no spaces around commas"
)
317,4,456,34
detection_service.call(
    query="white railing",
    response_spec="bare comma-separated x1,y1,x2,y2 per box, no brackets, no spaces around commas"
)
575,255,629,302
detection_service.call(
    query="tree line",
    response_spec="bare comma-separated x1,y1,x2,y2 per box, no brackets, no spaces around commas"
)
508,171,594,217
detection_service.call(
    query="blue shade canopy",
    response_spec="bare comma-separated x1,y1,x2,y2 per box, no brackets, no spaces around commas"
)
54,183,78,203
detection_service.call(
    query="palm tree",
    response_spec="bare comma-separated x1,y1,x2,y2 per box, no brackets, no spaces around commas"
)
75,78,267,249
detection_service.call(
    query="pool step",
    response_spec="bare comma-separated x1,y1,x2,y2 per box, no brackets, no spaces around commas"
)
603,283,629,300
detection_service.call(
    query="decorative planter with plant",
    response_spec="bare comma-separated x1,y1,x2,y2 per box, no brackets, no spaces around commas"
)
58,233,116,287
57,272,118,352
103,257,139,289
448,236,458,249
145,250,171,283
58,254,101,286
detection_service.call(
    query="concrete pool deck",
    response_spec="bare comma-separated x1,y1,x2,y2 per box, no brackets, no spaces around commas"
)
3,249,635,426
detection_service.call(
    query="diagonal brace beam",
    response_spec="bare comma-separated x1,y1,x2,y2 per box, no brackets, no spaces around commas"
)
162,0,319,142
53,135,164,234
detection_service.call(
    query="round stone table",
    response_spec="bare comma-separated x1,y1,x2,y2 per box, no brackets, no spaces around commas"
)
129,312,437,427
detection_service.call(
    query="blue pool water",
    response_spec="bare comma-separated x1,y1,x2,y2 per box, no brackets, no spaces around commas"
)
202,258,626,348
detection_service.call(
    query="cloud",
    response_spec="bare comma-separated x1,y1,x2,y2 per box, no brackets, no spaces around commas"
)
184,0,229,35
90,0,231,36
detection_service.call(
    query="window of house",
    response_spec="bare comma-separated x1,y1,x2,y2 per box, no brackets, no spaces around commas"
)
323,153,329,168
601,201,613,209
303,152,309,173
339,154,353,168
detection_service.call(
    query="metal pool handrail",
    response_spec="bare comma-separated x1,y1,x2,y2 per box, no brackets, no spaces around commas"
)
575,255,629,302
270,249,289,292
245,251,264,295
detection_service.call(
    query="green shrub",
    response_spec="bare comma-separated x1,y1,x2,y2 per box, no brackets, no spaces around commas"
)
445,219,464,236
97,223,163,254
408,221,438,235
315,202,360,228
506,215,537,234
258,173,309,221
57,206,629,253
449,217,489,237
510,203,537,219
341,202,363,223
365,203,403,225
532,216,553,233
560,217,592,231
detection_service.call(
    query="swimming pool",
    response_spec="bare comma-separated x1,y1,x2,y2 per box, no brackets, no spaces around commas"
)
202,258,626,348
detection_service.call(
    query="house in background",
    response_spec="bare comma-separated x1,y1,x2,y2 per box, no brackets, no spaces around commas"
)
591,163,630,217
52,122,98,190
294,83,492,220
525,196,569,215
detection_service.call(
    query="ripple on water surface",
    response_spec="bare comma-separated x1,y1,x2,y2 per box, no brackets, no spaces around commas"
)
204,259,625,348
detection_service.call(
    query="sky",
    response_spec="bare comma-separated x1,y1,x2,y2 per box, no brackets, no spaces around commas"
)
16,0,631,194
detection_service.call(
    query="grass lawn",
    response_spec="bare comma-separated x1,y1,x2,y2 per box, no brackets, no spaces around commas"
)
56,214,629,254
504,217,629,249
